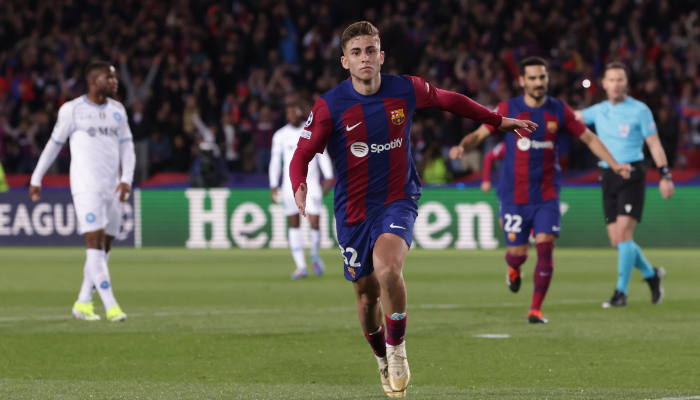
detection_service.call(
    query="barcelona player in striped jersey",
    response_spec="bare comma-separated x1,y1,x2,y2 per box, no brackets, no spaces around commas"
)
290,22,537,397
450,57,631,324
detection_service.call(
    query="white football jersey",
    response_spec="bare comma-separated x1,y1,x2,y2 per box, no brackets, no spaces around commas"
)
269,123,333,193
50,95,133,197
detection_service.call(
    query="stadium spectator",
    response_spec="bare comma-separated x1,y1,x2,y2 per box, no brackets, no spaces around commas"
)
129,99,153,184
420,141,451,184
0,0,698,183
148,131,172,175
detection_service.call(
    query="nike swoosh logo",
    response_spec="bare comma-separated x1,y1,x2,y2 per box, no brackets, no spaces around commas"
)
390,223,406,230
552,226,560,231
539,272,551,276
346,122,362,131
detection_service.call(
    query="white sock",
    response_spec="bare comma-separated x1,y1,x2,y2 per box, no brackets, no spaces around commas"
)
309,229,320,257
85,249,118,311
77,263,94,303
288,227,307,270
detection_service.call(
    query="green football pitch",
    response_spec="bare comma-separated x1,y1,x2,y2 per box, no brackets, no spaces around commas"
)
1,248,698,399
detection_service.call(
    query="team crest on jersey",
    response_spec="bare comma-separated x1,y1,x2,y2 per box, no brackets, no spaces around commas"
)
391,109,405,125
618,124,630,138
547,121,558,133
347,266,356,278
113,112,122,122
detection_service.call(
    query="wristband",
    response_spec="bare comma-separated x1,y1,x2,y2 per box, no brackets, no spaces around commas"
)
658,166,672,180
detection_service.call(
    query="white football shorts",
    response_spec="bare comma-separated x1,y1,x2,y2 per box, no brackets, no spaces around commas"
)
73,192,122,236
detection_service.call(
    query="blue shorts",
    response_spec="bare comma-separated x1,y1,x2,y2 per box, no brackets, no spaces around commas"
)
499,199,561,246
336,199,418,281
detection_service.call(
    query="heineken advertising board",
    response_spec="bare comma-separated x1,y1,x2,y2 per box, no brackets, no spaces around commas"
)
137,187,700,249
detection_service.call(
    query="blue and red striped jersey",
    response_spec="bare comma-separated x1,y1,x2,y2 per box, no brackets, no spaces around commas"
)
487,96,586,205
291,73,502,227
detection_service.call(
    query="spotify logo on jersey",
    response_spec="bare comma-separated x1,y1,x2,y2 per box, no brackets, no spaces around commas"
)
517,137,553,151
517,137,531,151
350,142,369,157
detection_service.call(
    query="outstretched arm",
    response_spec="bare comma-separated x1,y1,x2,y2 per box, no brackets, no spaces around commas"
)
407,75,536,136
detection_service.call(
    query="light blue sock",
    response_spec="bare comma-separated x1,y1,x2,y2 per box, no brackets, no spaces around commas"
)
632,241,655,279
616,241,636,295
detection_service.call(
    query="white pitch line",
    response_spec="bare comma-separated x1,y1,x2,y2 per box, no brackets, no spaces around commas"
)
0,298,600,323
650,397,700,400
473,334,510,339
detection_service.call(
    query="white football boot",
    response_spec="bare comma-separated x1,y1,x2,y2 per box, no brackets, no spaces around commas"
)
386,343,411,392
377,356,406,397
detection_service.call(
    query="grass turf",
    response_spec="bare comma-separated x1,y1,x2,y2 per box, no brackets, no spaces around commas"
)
0,248,698,399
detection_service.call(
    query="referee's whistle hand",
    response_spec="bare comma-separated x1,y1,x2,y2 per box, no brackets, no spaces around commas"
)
612,163,631,179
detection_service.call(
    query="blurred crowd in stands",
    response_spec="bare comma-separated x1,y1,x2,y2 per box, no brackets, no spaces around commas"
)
0,0,700,186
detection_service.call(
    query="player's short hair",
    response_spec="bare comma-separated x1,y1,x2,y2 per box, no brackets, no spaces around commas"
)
518,56,548,76
341,21,380,53
603,61,628,79
84,61,112,79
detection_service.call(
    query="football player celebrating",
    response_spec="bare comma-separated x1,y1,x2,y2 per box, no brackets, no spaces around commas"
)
290,22,537,397
450,57,630,324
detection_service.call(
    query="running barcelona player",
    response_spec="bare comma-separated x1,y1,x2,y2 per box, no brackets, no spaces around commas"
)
450,56,631,324
290,22,537,397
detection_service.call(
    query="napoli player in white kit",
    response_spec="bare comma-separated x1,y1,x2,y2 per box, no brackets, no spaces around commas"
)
30,61,135,322
269,103,334,279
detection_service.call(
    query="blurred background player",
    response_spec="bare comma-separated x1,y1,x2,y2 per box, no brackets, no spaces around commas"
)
482,142,536,242
576,62,673,309
450,57,630,324
269,103,333,279
29,61,134,322
291,22,537,397
480,142,505,196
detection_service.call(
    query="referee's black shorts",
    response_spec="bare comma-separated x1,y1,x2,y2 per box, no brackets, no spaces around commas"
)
600,161,646,224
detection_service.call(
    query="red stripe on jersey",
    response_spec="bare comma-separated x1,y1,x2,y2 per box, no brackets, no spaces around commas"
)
513,111,531,204
541,112,558,202
383,98,409,205
342,103,369,225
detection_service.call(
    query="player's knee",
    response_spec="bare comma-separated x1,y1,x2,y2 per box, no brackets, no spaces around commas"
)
85,231,106,250
374,257,403,279
357,292,380,309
